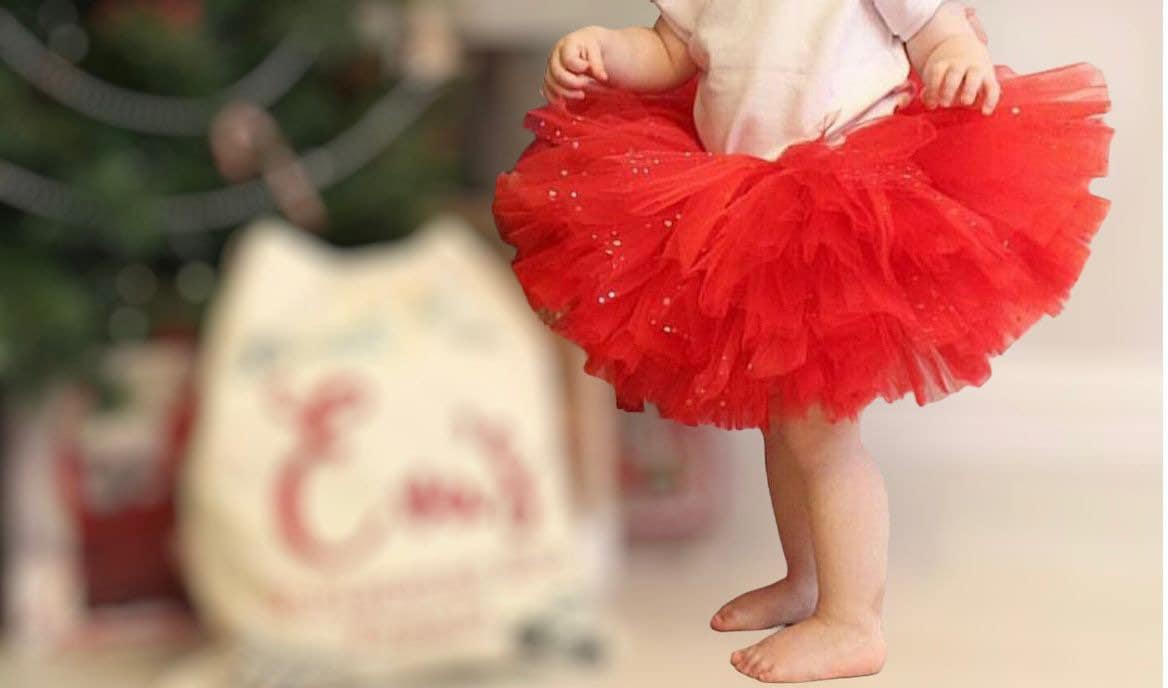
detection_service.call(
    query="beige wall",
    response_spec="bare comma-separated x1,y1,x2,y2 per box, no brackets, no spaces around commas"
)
464,0,1162,364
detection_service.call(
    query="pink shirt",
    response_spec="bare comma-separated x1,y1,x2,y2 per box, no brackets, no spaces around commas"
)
651,0,946,160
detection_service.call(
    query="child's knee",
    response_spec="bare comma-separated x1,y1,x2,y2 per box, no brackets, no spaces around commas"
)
771,408,861,468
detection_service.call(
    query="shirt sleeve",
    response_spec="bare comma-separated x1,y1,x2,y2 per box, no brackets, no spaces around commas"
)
872,0,948,40
650,0,704,42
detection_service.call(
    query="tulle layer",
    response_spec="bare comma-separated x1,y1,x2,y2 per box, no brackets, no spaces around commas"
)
492,64,1113,430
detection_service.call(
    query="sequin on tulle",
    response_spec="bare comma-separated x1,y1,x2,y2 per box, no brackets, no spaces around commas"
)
493,64,1113,430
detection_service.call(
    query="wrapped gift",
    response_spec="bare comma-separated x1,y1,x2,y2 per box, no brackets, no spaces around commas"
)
3,340,198,649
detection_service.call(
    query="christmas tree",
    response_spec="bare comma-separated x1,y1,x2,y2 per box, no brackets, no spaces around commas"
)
0,0,467,394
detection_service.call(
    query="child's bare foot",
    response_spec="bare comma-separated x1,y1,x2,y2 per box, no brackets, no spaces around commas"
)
710,578,817,631
729,614,886,683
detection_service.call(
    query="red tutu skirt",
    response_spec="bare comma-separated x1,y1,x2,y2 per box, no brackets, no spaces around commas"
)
492,64,1113,430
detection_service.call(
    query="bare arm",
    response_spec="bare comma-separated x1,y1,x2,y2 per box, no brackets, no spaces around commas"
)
543,18,698,103
904,2,1001,114
600,18,698,91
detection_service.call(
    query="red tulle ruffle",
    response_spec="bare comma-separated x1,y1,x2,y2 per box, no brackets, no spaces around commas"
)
492,64,1113,430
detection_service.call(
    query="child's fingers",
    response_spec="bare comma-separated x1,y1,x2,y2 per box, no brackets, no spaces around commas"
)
958,67,984,106
922,61,952,107
565,41,608,84
583,42,609,82
980,77,1002,115
541,74,560,103
549,54,592,90
554,77,587,99
937,65,966,107
560,41,591,74
541,76,561,103
922,62,943,107
543,75,583,102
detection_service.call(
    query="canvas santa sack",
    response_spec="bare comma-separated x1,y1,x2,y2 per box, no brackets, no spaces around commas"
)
180,215,582,680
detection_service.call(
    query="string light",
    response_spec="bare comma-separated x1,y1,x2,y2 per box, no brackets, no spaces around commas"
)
0,8,315,136
163,79,445,234
0,4,450,234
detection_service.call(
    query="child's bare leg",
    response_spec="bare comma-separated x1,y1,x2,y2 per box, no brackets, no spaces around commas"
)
711,431,818,631
731,405,888,683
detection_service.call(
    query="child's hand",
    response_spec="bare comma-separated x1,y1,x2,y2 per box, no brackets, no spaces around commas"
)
920,34,1001,114
543,26,611,103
